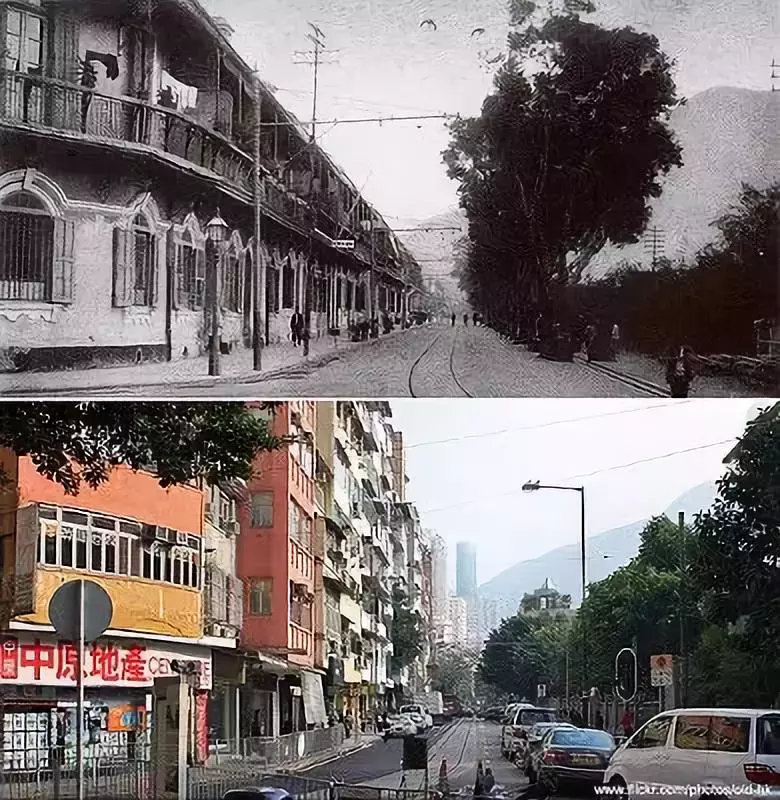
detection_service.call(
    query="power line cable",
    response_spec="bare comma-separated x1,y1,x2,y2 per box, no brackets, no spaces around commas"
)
416,437,737,516
404,401,693,449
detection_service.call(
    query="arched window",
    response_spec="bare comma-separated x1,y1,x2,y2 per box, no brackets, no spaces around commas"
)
175,228,205,310
282,254,295,310
220,237,243,313
0,189,74,303
112,212,158,307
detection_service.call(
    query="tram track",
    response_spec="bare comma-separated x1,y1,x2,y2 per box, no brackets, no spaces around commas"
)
407,329,474,398
575,355,670,398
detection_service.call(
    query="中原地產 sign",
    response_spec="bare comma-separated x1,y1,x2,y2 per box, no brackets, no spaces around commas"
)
0,633,212,690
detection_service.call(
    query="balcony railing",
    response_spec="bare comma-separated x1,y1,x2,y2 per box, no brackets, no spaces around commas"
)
0,69,308,230
288,621,312,656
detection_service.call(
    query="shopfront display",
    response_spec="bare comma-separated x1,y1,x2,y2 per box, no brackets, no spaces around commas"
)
0,631,213,773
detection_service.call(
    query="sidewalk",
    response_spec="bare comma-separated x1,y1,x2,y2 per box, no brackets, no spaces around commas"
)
1,329,411,396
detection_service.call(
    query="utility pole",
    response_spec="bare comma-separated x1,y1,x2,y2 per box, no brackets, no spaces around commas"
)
293,24,337,357
252,69,267,371
678,510,687,707
643,227,665,271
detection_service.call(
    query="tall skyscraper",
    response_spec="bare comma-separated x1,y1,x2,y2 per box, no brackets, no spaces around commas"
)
456,541,477,598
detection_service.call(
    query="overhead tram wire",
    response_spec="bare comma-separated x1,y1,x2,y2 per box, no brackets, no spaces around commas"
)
254,113,456,127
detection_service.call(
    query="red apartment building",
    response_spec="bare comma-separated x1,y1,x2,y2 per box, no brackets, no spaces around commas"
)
237,402,325,736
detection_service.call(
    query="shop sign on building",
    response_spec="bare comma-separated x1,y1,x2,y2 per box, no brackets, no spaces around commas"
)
0,634,212,690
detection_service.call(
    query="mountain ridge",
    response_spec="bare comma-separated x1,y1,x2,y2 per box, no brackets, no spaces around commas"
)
477,481,718,607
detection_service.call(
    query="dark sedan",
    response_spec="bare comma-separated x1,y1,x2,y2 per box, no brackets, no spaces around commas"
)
537,728,617,792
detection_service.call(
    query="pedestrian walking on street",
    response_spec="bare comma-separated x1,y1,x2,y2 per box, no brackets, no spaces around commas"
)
666,345,696,398
463,313,469,326
473,761,485,797
584,324,597,361
451,312,456,326
482,768,495,794
472,312,478,326
620,707,635,739
611,322,621,359
290,309,304,346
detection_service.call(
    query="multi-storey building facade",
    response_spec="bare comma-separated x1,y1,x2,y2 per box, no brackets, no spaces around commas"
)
0,0,422,372
237,401,325,737
429,532,448,642
0,450,238,771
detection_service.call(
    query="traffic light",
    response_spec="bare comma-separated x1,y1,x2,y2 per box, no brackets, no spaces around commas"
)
615,648,637,702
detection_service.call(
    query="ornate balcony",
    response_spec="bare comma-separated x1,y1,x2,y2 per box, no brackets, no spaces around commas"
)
0,69,309,232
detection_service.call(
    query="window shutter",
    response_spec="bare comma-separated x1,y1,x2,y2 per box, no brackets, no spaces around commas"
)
168,230,180,310
112,228,132,307
196,247,206,307
52,15,80,82
150,235,160,307
51,218,75,303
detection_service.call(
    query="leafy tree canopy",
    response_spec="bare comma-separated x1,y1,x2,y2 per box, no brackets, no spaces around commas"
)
443,0,682,323
0,402,283,494
391,586,424,670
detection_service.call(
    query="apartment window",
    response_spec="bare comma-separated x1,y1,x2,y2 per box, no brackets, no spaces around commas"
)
249,578,273,615
5,9,44,74
112,216,158,308
251,492,274,528
36,506,201,588
176,230,205,309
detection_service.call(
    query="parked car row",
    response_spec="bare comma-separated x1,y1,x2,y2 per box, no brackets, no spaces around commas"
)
384,704,434,738
494,704,780,797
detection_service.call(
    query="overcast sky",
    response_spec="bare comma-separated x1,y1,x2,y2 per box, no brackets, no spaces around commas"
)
204,0,776,219
390,398,769,587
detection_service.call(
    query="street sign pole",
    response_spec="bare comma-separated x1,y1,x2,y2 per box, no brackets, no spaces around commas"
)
48,578,113,800
76,579,85,800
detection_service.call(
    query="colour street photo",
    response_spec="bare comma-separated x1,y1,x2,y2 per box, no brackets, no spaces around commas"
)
0,0,777,398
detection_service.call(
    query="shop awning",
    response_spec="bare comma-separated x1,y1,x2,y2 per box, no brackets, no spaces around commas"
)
301,670,327,726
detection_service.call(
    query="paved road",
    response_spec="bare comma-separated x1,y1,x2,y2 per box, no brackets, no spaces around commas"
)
103,324,661,398
301,719,530,795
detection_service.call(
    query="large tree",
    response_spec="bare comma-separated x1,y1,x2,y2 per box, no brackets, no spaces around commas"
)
443,0,682,328
689,403,780,705
0,402,283,494
479,612,548,698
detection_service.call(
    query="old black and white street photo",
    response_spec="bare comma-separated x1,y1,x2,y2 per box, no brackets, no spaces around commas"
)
0,0,776,397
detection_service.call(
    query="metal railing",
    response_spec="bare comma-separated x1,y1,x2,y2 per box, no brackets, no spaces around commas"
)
0,69,308,230
0,748,152,799
190,728,345,798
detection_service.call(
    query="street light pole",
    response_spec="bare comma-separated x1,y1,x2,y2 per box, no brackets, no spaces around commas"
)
522,481,587,703
252,70,267,371
205,209,229,377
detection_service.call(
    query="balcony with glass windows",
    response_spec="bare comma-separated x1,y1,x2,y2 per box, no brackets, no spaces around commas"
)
27,503,204,639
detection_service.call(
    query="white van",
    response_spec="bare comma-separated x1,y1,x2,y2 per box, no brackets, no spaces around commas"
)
604,707,780,798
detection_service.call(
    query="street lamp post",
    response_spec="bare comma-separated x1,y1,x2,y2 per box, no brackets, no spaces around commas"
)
205,209,229,377
522,480,587,712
